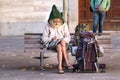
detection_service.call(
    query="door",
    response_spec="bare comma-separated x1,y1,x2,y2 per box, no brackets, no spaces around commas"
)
78,0,120,31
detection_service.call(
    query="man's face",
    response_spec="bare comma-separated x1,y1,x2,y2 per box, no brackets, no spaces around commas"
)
50,18,62,29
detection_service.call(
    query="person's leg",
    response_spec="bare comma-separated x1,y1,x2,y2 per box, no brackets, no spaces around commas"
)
56,44,63,72
61,44,69,67
60,40,73,69
93,11,99,34
98,11,105,34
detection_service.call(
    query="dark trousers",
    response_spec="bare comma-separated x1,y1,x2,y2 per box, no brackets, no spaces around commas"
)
92,11,105,33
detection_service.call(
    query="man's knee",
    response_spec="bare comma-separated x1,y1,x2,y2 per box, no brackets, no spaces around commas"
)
60,40,66,47
56,44,62,51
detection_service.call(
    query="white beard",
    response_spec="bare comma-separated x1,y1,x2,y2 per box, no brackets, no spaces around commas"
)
49,20,62,29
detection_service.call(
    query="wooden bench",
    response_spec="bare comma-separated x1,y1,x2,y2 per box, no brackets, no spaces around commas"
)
24,33,74,70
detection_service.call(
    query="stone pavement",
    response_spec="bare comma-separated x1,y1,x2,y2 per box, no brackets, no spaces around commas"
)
0,31,120,80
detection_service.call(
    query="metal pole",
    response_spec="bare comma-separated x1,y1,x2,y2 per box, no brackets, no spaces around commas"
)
40,52,44,70
63,0,68,24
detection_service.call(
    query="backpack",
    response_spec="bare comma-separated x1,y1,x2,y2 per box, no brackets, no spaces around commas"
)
73,32,98,72
73,23,89,46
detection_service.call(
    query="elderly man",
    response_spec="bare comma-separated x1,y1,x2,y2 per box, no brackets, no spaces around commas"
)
42,5,73,74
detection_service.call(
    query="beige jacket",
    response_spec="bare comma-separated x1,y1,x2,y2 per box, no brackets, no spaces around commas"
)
42,23,70,46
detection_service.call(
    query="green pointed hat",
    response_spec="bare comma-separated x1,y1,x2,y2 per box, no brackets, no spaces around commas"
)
48,5,64,23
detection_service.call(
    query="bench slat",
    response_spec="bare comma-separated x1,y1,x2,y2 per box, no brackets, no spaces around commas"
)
25,39,40,44
25,36,42,39
25,47,40,49
25,33,43,35
25,43,40,46
25,41,40,44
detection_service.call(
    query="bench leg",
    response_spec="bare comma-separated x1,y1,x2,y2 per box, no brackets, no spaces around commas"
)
40,52,44,70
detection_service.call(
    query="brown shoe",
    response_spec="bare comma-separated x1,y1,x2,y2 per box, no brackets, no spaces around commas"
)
58,70,64,74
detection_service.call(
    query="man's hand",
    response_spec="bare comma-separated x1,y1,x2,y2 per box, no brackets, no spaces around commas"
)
103,9,107,12
52,36,57,40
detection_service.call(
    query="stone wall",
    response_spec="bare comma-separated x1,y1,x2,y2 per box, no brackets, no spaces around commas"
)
0,0,63,36
0,0,78,36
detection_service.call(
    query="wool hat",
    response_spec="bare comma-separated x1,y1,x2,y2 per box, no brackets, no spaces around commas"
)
48,5,64,23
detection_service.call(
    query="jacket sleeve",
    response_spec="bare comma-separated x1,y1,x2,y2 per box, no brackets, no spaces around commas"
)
105,0,110,11
42,24,52,44
63,23,71,43
90,0,94,11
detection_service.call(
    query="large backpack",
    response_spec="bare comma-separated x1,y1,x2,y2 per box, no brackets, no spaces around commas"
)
73,23,89,46
72,32,106,73
72,24,106,73
72,32,100,72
